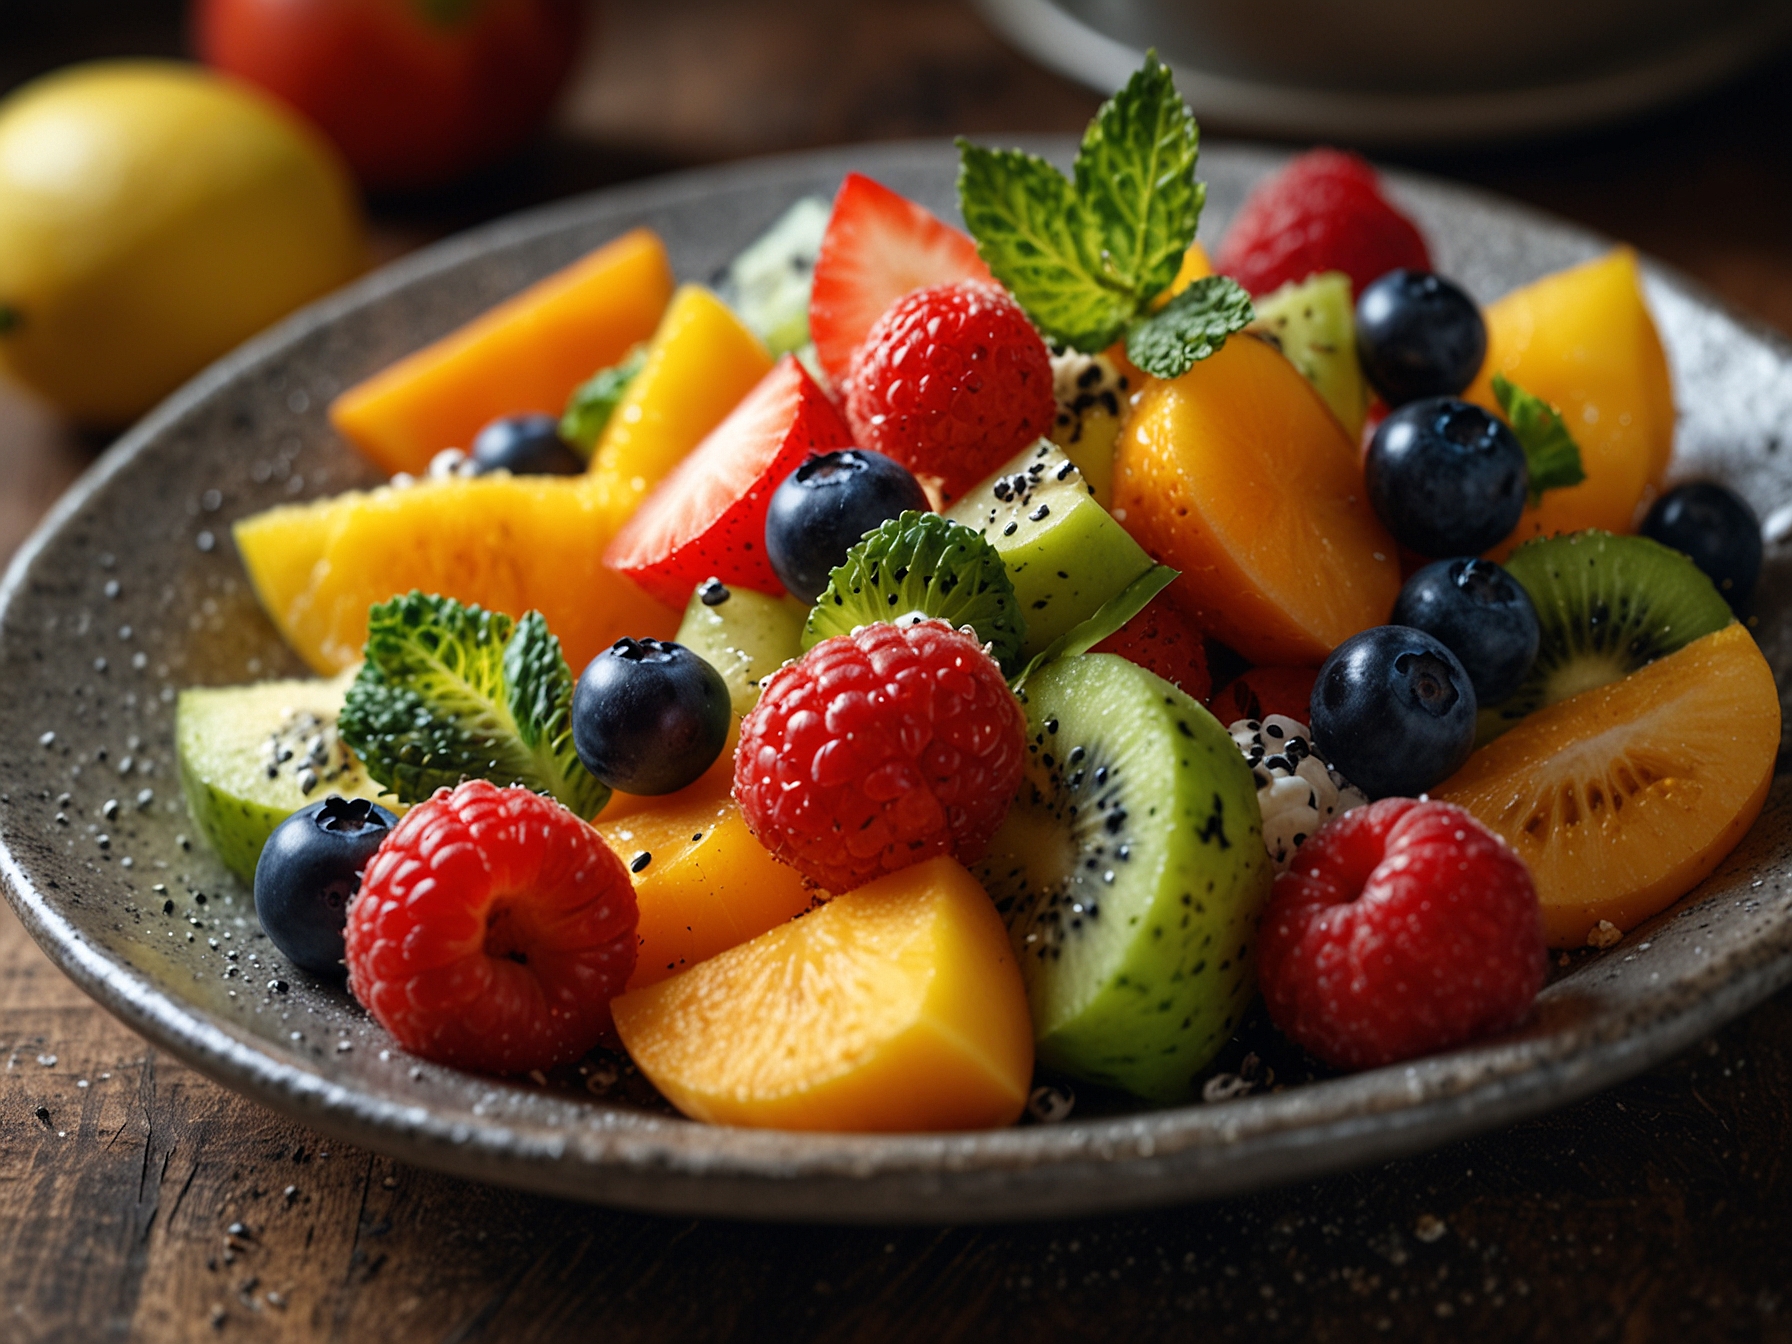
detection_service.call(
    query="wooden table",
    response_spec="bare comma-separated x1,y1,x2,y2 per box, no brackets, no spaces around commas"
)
5,4,1792,1339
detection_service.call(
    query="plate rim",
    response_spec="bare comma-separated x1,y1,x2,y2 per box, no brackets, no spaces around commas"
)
4,138,1792,1224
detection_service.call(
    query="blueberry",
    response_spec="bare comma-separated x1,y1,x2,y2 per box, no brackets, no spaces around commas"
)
765,449,930,601
1355,270,1487,405
1640,481,1762,610
1366,398,1527,557
572,638,731,795
1309,626,1477,799
253,796,397,978
1391,558,1539,705
469,413,583,477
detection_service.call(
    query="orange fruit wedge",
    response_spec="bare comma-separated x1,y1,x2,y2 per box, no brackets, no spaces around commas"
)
595,731,818,990
1114,332,1402,665
1433,623,1777,947
587,285,774,526
329,228,673,476
612,855,1034,1131
1466,248,1675,558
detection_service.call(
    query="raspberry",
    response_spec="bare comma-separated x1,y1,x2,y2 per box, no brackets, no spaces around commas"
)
844,280,1055,501
345,780,637,1074
1257,797,1545,1070
734,619,1027,892
1214,148,1431,299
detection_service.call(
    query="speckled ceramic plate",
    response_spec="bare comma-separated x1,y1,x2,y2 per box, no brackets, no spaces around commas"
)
4,142,1792,1224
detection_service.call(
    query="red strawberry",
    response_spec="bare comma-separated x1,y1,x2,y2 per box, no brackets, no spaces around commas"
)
1258,797,1545,1071
345,780,637,1074
1092,601,1212,701
604,355,854,607
1209,666,1319,726
809,172,991,389
734,619,1026,893
1215,149,1430,299
843,279,1055,502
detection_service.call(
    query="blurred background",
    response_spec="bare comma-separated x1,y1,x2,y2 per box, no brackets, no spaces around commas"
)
2,0,1790,563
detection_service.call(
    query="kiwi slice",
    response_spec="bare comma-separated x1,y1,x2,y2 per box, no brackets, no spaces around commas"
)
1249,271,1368,440
715,195,830,356
176,670,394,884
945,438,1155,660
674,579,807,715
974,653,1272,1102
803,512,1026,671
1478,530,1734,744
1047,350,1131,504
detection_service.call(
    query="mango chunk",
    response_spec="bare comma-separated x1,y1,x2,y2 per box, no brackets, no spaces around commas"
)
1467,247,1675,555
613,856,1034,1132
330,228,673,476
588,284,774,525
235,474,676,675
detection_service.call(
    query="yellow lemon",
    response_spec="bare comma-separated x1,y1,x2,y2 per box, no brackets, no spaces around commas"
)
0,61,363,425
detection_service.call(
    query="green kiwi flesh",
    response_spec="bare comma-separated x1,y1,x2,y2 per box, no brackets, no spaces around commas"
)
176,670,394,884
715,195,830,356
945,439,1155,660
674,582,807,716
974,653,1272,1102
1479,530,1734,744
1248,271,1368,439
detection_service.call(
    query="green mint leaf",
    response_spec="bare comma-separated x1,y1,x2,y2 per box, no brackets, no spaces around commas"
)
559,343,647,457
1123,276,1254,379
1493,373,1587,506
803,511,1027,673
339,592,609,818
957,142,1133,353
956,53,1206,353
1009,565,1177,691
1073,52,1204,306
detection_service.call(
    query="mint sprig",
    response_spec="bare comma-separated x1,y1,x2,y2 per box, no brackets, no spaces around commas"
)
1124,276,1255,379
338,592,609,819
1493,373,1587,506
957,52,1245,376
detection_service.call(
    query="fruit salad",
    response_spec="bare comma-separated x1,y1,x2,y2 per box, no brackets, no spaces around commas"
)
178,55,1779,1133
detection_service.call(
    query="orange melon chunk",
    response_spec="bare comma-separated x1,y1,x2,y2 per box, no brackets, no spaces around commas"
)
329,228,674,476
1113,333,1402,666
588,284,774,525
235,474,676,675
1434,623,1776,947
1466,248,1676,557
596,735,816,990
612,855,1034,1131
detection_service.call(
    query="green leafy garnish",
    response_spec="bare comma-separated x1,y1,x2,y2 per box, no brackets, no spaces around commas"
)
1493,373,1588,506
1124,275,1255,379
560,343,648,458
1009,564,1177,690
957,52,1241,372
803,512,1027,672
338,592,609,819
0,304,21,336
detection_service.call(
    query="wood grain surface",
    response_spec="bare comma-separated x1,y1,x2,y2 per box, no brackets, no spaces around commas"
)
4,3,1792,1340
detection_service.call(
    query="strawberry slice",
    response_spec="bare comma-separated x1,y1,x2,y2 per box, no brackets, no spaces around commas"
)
605,355,854,607
808,172,991,388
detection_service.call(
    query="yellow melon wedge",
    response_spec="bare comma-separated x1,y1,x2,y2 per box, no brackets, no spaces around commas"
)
613,856,1034,1132
1434,623,1777,947
588,284,773,525
235,474,677,675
